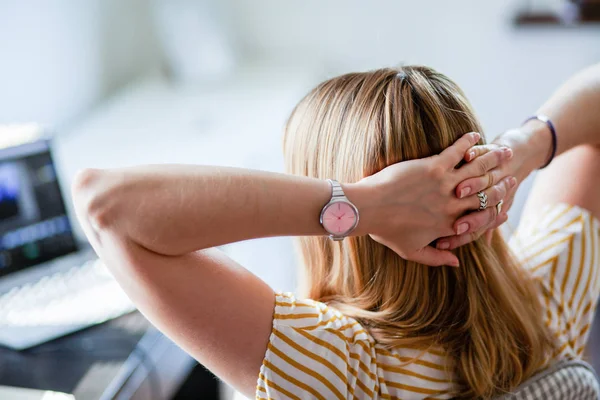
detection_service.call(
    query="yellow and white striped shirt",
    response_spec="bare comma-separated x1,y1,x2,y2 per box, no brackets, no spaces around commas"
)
256,203,600,399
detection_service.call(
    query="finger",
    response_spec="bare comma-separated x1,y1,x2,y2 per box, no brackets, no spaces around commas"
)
483,214,510,248
485,211,510,233
488,185,515,229
484,213,509,246
436,213,508,250
451,176,514,236
460,176,517,213
436,230,484,250
439,132,481,169
489,182,517,227
503,183,517,212
455,146,513,182
456,167,508,199
502,197,514,217
452,207,498,238
463,144,499,162
412,246,460,268
484,201,512,234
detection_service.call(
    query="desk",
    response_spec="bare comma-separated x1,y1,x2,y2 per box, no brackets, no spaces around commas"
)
0,313,197,399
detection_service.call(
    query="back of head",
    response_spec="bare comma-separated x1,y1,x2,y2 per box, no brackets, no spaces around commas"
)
283,66,554,398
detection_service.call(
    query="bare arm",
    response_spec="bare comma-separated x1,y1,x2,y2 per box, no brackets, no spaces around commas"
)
523,63,600,219
75,132,509,262
78,165,335,256
443,63,600,249
72,133,511,396
533,63,600,155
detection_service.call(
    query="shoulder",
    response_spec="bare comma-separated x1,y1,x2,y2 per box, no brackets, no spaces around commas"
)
257,293,456,399
257,292,378,399
510,203,600,359
272,292,371,341
510,203,599,272
269,292,375,361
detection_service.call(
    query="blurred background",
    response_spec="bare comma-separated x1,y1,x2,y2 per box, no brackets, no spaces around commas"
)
0,0,598,398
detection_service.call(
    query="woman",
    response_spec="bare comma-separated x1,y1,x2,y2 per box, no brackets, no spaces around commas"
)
72,64,600,398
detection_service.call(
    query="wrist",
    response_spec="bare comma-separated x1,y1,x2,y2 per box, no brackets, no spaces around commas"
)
520,119,555,170
494,123,550,178
342,181,378,237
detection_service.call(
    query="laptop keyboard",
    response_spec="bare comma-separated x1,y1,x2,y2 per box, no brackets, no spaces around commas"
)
0,259,135,327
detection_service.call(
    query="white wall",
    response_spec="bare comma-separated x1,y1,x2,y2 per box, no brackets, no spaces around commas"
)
0,0,161,128
224,0,599,135
221,0,600,221
3,0,597,137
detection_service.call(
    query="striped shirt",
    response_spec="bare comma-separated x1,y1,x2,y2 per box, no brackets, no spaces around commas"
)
256,203,600,399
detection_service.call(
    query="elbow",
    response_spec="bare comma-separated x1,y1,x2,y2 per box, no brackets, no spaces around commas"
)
71,168,118,231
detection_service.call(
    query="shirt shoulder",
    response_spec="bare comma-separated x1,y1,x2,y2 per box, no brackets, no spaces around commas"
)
510,203,600,359
256,293,455,399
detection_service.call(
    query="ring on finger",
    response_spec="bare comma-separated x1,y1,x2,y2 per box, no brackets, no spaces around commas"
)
496,200,504,216
477,191,488,211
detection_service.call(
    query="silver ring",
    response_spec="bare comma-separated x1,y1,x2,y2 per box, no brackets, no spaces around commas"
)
477,191,488,211
496,200,504,215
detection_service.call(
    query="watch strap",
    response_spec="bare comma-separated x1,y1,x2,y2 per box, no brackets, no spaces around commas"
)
328,179,346,200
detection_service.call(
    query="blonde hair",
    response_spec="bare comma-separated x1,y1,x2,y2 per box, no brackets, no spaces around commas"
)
283,66,555,398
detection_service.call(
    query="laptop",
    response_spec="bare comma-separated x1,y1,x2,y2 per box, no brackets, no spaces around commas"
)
0,139,135,350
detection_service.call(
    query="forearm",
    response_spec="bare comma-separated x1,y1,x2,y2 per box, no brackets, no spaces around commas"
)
541,63,600,151
494,64,600,175
72,165,371,256
522,64,600,167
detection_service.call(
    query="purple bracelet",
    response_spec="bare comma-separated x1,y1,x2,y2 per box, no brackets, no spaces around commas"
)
522,114,557,169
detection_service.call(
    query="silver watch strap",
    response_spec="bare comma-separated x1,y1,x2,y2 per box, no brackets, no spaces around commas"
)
328,179,346,199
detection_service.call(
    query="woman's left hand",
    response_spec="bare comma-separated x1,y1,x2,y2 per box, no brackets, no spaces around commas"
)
435,128,542,250
353,132,515,267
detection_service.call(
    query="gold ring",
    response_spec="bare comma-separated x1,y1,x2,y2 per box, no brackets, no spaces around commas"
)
496,200,504,215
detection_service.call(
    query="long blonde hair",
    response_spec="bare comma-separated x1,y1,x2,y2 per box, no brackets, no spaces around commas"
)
283,66,555,398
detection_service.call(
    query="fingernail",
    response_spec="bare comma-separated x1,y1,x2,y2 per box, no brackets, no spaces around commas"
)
459,187,471,198
437,240,450,250
471,132,480,142
509,176,517,188
502,147,513,158
451,260,460,268
456,222,469,235
468,151,475,160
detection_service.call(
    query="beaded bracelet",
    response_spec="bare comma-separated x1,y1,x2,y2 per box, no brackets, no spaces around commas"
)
522,114,557,169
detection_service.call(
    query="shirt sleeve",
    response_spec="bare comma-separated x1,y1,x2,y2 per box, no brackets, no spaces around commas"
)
510,203,600,359
256,292,380,400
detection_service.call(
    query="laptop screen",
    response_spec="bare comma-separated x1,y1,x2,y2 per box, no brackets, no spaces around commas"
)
0,140,78,277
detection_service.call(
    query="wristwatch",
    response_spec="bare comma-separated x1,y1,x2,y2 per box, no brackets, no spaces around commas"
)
320,179,360,241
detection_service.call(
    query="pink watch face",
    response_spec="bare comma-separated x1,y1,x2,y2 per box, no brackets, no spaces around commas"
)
321,201,357,236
